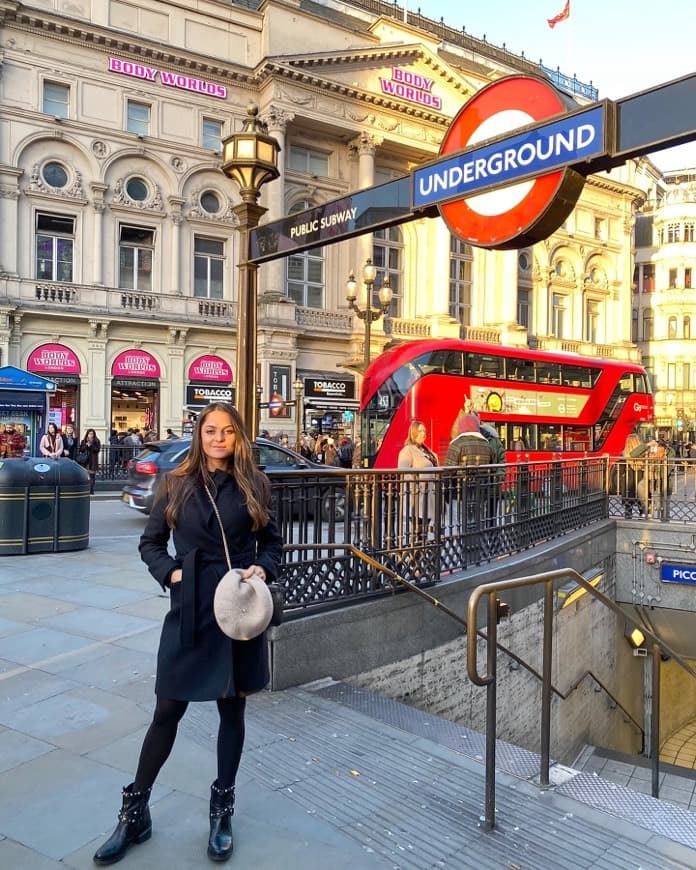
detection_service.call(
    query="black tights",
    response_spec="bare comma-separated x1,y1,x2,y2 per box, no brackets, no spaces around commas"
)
133,696,246,792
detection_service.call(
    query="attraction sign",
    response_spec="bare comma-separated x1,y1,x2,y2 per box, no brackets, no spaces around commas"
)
250,72,695,260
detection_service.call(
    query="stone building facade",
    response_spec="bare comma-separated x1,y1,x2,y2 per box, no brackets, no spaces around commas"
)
0,0,644,443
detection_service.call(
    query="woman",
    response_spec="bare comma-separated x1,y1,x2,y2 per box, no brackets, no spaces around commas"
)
398,420,438,540
79,428,101,495
62,423,78,461
93,403,282,866
39,422,64,459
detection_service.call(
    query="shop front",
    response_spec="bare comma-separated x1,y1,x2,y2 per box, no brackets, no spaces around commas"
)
184,354,235,430
26,342,81,431
111,350,160,436
301,373,358,437
0,366,56,455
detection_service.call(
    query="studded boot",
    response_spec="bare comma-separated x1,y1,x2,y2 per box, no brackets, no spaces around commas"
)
93,783,152,866
207,780,235,862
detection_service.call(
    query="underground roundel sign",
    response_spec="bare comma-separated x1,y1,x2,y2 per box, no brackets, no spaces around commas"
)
416,76,598,250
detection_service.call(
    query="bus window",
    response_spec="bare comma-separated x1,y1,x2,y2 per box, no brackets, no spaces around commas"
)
413,350,465,376
391,363,419,395
540,425,562,451
537,362,561,384
507,357,535,382
469,353,503,379
562,426,593,452
561,365,596,388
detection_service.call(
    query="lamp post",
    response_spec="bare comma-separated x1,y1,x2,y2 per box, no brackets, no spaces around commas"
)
221,103,280,439
293,377,304,451
345,258,393,372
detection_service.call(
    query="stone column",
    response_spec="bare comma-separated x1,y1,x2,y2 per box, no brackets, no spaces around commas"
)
260,107,294,297
168,197,185,295
165,326,187,430
0,169,22,277
85,319,109,438
354,132,382,274
90,183,108,285
7,311,22,367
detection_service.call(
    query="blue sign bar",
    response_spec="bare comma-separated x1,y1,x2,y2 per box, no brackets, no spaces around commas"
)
413,104,606,209
661,564,696,585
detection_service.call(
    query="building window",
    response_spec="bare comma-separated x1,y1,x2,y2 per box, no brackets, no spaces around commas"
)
668,316,677,339
202,118,222,151
642,263,655,292
373,226,403,317
667,363,676,389
685,267,692,289
594,217,607,242
35,213,74,282
199,190,222,215
286,201,324,308
518,289,531,330
194,237,224,299
684,316,691,340
449,236,472,326
127,101,150,136
119,225,154,291
125,177,149,202
552,294,567,338
585,298,600,343
41,162,69,189
685,222,695,242
287,145,329,176
631,309,638,343
683,363,691,391
666,222,681,243
642,309,653,341
669,268,678,289
43,81,69,118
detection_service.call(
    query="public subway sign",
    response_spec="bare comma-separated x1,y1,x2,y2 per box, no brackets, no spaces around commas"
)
661,564,696,585
108,57,227,99
379,68,442,111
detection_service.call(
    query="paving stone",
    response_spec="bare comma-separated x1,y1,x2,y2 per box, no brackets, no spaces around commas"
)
0,668,79,718
11,577,148,609
0,839,65,869
0,627,95,667
112,626,161,654
114,595,169,621
38,606,159,641
0,591,78,621
0,728,55,773
47,646,156,691
0,616,34,639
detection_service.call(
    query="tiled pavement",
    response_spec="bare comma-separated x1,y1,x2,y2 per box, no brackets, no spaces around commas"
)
1,498,696,868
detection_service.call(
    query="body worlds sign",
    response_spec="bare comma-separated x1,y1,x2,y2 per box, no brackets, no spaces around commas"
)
108,57,227,99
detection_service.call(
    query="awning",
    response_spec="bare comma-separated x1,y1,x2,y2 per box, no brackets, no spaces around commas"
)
303,398,361,409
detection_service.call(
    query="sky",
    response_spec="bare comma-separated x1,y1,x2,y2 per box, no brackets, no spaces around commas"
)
410,0,695,172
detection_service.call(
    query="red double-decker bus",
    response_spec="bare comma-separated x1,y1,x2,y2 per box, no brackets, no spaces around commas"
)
359,339,653,468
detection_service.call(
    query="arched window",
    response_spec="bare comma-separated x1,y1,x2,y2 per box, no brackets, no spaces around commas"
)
373,226,403,317
642,309,653,341
684,316,691,340
286,201,324,308
668,316,678,339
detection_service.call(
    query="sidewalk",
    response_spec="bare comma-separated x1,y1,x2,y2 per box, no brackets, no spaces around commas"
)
1,513,696,868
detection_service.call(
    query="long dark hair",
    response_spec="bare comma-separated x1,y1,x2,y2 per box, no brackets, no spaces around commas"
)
164,402,270,531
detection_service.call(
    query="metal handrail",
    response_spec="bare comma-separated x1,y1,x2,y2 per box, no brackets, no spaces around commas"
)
466,568,696,831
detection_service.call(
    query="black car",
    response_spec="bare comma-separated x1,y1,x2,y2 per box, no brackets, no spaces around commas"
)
121,437,345,521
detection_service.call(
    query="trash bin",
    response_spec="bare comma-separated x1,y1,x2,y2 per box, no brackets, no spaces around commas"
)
0,457,90,555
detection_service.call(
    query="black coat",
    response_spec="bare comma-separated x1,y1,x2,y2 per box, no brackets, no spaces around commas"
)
139,469,282,701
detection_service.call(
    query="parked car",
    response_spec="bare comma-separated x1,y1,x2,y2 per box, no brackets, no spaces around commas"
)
121,437,345,521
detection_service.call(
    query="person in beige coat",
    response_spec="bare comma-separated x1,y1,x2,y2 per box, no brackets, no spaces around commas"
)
398,420,438,541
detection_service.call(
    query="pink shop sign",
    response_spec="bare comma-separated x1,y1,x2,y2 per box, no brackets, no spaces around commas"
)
27,343,81,375
188,354,233,383
111,350,161,379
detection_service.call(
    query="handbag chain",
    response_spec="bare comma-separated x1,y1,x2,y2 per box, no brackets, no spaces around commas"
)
203,484,233,573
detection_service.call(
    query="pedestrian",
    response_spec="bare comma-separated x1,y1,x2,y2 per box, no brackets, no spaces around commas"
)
40,422,64,459
92,402,282,866
166,428,178,440
398,420,438,540
79,428,101,494
62,422,79,461
108,429,121,478
445,414,495,467
323,437,341,467
617,431,644,517
445,413,497,534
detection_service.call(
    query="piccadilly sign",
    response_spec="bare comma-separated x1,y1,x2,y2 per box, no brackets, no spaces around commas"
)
661,564,696,585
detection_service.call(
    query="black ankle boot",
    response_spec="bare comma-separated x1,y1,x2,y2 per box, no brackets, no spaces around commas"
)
93,783,152,866
207,780,235,862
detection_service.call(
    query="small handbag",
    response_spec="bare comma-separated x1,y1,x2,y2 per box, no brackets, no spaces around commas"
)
204,485,283,638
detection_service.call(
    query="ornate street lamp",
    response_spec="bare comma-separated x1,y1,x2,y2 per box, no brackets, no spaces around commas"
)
221,103,280,439
345,258,393,372
293,377,304,451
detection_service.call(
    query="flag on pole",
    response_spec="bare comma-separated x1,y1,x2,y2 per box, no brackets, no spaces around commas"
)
547,0,570,29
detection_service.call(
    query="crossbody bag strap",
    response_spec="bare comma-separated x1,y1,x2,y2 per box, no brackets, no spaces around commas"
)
203,484,233,573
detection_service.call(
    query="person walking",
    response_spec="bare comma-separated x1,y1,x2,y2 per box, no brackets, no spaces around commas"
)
39,422,64,459
398,420,439,540
62,423,78,461
445,413,497,540
92,402,282,866
79,428,101,494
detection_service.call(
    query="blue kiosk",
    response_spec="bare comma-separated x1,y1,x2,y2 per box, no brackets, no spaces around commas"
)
0,366,56,456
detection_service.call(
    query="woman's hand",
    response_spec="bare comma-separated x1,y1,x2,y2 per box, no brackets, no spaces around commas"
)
240,565,267,583
169,568,183,585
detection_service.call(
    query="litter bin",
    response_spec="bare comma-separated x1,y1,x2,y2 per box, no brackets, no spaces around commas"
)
0,457,90,555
